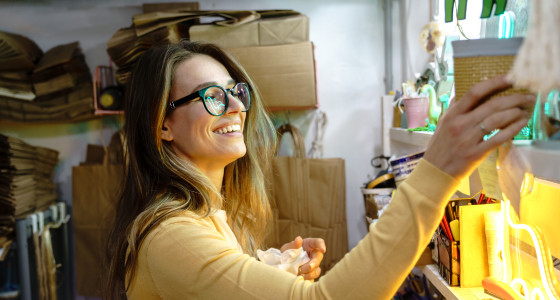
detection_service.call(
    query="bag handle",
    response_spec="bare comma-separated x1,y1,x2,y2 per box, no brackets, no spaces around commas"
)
276,123,306,159
308,111,327,158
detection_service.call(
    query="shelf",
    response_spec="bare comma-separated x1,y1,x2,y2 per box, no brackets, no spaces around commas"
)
419,264,498,300
389,128,560,183
389,127,432,148
516,144,560,183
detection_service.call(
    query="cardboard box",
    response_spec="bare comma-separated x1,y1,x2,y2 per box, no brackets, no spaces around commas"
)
227,41,317,110
190,22,259,48
189,14,309,48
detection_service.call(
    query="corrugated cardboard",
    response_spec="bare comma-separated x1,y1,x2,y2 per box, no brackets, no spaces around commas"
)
142,2,199,13
189,14,309,48
190,22,259,48
259,15,309,45
227,41,317,110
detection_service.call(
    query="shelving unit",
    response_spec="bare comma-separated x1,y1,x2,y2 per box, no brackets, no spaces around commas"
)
388,127,560,183
13,203,71,300
419,264,498,300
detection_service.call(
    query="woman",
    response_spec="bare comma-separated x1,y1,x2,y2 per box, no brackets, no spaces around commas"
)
106,40,534,299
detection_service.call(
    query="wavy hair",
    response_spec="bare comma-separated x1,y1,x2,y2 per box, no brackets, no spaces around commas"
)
105,40,277,299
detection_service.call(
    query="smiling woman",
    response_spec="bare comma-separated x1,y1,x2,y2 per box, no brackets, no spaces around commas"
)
161,54,249,178
105,40,534,300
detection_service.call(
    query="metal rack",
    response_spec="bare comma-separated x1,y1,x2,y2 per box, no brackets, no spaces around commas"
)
14,202,71,300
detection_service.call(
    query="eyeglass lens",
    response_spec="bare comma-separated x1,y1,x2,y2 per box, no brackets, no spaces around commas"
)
203,83,250,116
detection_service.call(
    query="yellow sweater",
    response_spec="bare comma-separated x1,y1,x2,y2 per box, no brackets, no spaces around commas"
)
127,159,459,299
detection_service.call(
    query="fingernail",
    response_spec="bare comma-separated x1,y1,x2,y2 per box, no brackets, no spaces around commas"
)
309,262,315,269
526,94,536,101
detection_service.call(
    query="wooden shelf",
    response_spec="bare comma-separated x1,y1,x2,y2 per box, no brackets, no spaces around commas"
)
388,128,560,183
419,264,498,300
389,127,432,148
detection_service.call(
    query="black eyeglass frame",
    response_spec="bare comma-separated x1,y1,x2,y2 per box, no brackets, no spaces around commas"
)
168,82,251,116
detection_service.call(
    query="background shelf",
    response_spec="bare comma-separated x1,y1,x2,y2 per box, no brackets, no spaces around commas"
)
389,128,560,183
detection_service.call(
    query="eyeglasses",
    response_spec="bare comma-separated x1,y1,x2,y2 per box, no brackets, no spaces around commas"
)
168,82,251,116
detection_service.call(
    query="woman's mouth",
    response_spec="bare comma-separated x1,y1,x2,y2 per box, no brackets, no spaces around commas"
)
213,124,241,135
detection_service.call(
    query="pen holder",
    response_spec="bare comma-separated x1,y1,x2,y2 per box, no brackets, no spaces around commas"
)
437,228,460,286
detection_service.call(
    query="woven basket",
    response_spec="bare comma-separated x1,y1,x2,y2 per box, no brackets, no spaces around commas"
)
453,38,530,101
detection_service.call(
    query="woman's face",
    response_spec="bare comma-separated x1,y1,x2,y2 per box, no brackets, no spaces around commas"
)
162,54,247,171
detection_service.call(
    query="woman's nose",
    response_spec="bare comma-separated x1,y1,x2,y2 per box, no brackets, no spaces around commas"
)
225,93,244,114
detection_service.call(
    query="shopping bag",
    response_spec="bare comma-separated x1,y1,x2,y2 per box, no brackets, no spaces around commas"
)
72,131,125,297
269,123,347,272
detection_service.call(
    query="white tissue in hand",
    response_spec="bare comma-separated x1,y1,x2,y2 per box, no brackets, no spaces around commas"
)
257,247,310,275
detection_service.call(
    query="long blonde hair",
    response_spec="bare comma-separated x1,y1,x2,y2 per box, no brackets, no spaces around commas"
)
106,40,277,299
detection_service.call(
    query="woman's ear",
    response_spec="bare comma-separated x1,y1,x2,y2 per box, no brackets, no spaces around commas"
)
161,119,174,142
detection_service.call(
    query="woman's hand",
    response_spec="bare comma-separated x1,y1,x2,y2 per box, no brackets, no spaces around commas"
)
281,236,326,281
424,75,536,180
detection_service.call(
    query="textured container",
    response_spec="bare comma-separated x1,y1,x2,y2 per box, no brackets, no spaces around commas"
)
453,38,530,101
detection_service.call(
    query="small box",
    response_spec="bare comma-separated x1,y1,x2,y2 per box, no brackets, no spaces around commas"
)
228,42,318,110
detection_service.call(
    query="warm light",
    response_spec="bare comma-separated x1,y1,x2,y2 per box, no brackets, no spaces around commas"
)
533,287,546,300
502,200,558,300
512,277,529,297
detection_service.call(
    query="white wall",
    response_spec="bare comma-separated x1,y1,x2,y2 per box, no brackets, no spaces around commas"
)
392,0,432,89
0,0,433,297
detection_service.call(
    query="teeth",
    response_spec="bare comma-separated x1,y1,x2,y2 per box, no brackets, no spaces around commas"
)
214,124,241,134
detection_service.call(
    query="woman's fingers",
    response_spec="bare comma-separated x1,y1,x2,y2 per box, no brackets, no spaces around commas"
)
300,267,321,281
470,94,535,126
300,249,324,274
477,118,531,154
302,238,326,254
451,75,512,115
424,78,536,179
280,236,303,252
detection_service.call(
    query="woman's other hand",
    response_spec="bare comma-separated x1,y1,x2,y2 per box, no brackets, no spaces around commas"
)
424,75,536,180
281,236,326,281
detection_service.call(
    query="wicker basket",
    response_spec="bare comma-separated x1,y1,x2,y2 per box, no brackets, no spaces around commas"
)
453,38,530,101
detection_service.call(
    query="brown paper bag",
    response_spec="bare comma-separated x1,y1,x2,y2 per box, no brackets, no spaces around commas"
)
269,123,347,272
72,132,124,297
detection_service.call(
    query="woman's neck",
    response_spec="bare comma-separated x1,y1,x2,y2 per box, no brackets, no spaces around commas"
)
200,166,224,192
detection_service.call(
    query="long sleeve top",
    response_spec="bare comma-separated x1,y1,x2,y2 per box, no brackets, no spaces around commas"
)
127,159,459,299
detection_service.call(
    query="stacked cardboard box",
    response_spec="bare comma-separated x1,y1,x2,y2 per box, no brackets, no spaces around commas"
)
0,134,59,260
189,12,318,110
0,30,93,122
106,7,317,111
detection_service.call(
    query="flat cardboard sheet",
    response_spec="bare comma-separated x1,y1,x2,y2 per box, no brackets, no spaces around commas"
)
189,14,309,48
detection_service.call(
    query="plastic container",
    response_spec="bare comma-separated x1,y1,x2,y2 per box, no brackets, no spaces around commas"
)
389,152,424,186
402,96,429,128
